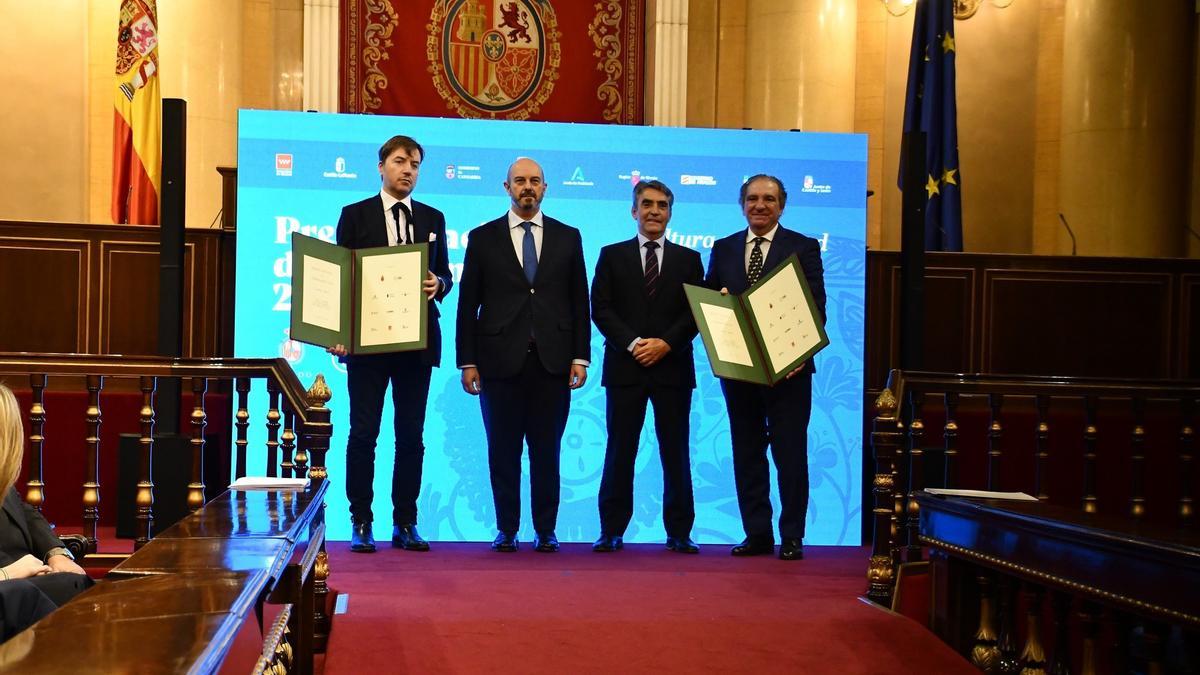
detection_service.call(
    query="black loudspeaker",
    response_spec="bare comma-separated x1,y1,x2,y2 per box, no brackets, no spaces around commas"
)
158,98,187,434
116,432,223,538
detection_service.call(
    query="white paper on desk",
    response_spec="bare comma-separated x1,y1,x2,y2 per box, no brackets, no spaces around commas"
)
301,255,342,332
746,266,822,376
699,302,754,367
359,250,423,346
230,477,310,491
925,488,1038,501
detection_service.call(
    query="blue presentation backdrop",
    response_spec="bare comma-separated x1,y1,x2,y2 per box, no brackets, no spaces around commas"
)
235,110,866,545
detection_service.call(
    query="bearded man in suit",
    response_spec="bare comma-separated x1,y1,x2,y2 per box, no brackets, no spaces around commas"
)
457,157,591,553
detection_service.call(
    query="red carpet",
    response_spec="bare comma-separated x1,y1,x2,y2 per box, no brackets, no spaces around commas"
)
320,543,973,674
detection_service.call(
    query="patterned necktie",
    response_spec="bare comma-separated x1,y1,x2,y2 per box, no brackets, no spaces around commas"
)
747,236,766,285
390,202,412,244
520,221,537,284
643,240,660,298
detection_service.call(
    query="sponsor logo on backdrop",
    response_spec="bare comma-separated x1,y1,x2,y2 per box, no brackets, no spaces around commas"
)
618,170,657,185
322,156,358,180
801,174,832,194
450,164,482,181
275,154,293,177
680,174,717,186
562,166,594,187
428,0,561,120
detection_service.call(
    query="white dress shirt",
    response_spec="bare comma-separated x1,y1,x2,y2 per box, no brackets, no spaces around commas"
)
744,223,779,272
507,208,544,264
379,189,414,246
629,232,666,353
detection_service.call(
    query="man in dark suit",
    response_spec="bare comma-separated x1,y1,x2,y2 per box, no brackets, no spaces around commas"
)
457,157,590,553
591,180,703,554
705,174,826,561
327,135,453,553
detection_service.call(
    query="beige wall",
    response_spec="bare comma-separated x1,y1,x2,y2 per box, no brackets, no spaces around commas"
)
0,2,89,223
2,0,301,228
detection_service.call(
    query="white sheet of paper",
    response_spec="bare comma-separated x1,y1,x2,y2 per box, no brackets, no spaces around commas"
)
300,255,342,332
925,488,1038,501
700,303,754,367
746,266,822,376
359,251,423,347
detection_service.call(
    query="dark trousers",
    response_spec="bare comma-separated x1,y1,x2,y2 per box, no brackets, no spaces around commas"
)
720,372,813,540
25,572,93,607
597,383,695,538
0,579,56,643
345,352,433,525
480,347,570,535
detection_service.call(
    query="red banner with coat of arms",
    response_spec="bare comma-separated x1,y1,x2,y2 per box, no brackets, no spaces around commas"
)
340,0,644,124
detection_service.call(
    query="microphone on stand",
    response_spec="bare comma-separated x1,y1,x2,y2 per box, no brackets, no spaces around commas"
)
1058,213,1077,256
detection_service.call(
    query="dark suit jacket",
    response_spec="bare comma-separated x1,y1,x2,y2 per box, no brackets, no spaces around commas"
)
592,237,703,388
456,214,591,378
335,194,454,367
705,225,827,373
0,488,65,566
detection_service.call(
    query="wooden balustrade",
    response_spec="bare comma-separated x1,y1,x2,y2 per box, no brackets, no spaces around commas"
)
867,369,1200,606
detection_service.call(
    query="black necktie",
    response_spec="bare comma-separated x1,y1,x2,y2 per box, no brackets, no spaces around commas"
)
643,240,659,298
747,236,766,285
390,202,412,244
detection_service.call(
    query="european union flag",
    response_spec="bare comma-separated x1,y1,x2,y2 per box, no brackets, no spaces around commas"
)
899,0,962,251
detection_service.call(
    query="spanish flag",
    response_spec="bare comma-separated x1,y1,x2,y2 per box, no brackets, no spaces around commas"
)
111,0,160,225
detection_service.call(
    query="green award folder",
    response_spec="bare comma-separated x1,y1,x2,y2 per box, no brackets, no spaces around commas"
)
289,233,429,355
684,253,829,386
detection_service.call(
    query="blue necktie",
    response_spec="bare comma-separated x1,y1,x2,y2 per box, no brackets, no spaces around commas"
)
520,221,537,284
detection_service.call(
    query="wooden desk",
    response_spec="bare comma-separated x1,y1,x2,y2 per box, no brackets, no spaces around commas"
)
0,482,328,674
917,494,1200,665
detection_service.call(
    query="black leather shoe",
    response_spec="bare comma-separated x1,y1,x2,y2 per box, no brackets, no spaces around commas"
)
592,533,624,552
533,531,560,552
350,521,376,553
491,531,518,552
730,535,774,557
779,538,804,560
666,536,699,554
392,524,430,551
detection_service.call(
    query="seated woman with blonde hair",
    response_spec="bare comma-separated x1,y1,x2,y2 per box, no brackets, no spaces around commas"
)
0,383,92,609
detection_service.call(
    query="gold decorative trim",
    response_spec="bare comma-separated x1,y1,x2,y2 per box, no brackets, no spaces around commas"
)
920,535,1200,626
359,0,400,113
874,387,898,416
588,1,624,122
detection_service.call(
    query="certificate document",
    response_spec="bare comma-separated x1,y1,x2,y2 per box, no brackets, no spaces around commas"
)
290,233,429,354
684,253,829,386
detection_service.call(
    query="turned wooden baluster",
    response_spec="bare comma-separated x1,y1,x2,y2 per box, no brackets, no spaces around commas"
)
82,375,103,550
1020,584,1049,675
995,577,1021,675
1109,610,1134,675
1034,395,1051,500
1077,602,1100,675
1047,592,1072,675
135,376,156,549
280,403,296,479
970,573,1002,672
1129,396,1147,519
943,391,959,489
1180,397,1195,524
292,411,309,481
987,393,1004,491
187,377,207,511
24,374,47,510
301,375,331,483
906,390,925,563
266,380,281,478
1082,396,1099,514
867,385,901,605
1142,621,1168,675
234,377,251,480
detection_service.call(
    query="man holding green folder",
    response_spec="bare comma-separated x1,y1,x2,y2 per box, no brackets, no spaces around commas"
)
326,135,453,553
705,174,826,561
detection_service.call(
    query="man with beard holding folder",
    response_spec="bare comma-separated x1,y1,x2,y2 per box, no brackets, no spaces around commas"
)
327,135,453,553
457,157,591,553
591,180,703,554
705,174,826,561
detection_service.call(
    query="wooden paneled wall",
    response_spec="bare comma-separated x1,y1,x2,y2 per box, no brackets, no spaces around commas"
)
0,221,235,357
866,252,1200,389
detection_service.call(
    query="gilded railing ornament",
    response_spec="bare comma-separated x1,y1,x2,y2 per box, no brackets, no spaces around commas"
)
306,374,331,409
